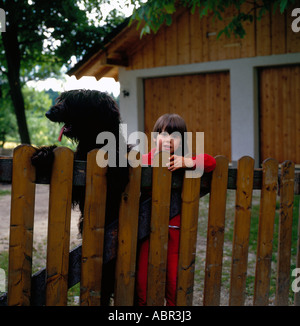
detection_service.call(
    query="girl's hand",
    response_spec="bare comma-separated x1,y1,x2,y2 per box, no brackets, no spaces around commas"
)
166,155,195,171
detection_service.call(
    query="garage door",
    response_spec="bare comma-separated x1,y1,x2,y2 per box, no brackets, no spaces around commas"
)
144,72,231,159
259,65,300,164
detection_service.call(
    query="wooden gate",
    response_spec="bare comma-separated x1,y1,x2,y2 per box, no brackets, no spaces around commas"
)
0,145,299,306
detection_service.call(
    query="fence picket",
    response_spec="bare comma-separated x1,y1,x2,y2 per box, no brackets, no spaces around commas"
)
203,156,229,306
276,160,295,306
8,145,36,306
147,152,172,306
176,170,201,305
45,147,74,306
114,151,142,306
253,158,278,306
229,156,254,305
295,200,300,306
80,150,107,306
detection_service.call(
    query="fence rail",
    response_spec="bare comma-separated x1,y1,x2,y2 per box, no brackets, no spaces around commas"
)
0,144,299,306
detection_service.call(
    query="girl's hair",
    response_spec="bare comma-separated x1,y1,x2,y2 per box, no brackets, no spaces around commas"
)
153,113,189,156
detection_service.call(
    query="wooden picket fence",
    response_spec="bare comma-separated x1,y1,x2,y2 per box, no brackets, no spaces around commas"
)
0,144,299,306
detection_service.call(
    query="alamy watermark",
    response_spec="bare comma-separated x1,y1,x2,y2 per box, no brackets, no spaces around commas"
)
291,8,300,32
0,8,6,33
292,268,300,293
0,268,5,292
95,125,204,179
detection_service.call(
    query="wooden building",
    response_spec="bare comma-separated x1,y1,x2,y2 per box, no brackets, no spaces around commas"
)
68,4,300,166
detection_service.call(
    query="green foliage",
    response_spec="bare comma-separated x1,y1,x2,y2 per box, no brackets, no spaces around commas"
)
129,0,295,38
129,0,177,36
0,0,126,144
0,0,126,81
0,189,10,196
0,84,18,146
0,251,8,294
22,86,75,148
23,86,53,115
0,85,74,148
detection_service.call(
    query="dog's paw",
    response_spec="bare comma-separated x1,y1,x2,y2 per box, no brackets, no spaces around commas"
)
31,145,57,170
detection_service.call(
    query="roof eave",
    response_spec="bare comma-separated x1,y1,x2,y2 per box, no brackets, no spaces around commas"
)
67,17,134,81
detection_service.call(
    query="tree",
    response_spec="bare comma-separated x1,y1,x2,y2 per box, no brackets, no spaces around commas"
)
129,0,297,38
0,83,17,147
0,0,125,144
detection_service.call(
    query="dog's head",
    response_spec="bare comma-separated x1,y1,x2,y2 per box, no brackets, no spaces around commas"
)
46,89,121,144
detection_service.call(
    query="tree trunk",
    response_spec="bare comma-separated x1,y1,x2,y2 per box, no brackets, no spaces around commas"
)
1,25,31,144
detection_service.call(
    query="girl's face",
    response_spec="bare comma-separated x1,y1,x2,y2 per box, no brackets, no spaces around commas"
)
155,130,182,154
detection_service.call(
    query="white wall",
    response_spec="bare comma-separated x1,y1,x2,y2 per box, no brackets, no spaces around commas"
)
118,53,300,166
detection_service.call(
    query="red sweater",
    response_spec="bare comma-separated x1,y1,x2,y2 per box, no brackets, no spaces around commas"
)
142,148,216,173
137,150,216,306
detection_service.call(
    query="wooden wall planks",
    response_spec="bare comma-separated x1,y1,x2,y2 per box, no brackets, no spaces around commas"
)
128,5,300,70
144,72,231,159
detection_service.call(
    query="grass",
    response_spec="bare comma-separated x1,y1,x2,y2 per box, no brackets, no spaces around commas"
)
0,249,81,304
68,283,80,305
0,190,10,197
246,194,299,302
0,251,8,296
194,190,300,305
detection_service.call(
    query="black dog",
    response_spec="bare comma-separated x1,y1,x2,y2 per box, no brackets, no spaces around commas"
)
31,89,130,305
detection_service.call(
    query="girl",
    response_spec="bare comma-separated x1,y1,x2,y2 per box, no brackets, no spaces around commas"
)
136,113,216,306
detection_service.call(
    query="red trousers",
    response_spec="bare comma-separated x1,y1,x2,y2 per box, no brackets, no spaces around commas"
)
135,214,181,306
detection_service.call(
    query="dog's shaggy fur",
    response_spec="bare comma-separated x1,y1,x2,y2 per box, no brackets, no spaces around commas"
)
31,89,130,304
